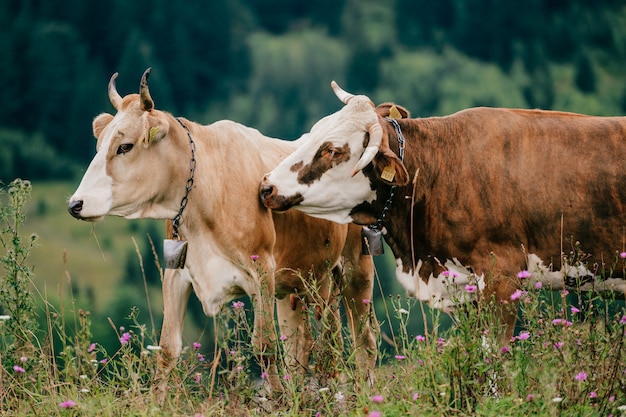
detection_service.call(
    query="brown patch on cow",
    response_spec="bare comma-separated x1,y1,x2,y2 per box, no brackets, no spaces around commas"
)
290,161,303,173
297,142,351,185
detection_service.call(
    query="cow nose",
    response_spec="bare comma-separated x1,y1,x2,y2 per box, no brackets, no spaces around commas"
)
67,199,84,219
259,181,276,203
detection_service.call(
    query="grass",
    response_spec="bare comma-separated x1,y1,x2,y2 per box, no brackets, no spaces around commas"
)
1,179,626,416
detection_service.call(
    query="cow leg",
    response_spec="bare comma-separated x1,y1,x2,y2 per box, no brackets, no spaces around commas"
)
276,295,313,376
314,266,344,384
250,265,283,396
484,273,520,344
341,257,378,385
155,267,193,403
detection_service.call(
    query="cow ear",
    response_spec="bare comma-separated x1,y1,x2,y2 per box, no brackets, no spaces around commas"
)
372,150,409,186
92,113,114,139
142,113,169,145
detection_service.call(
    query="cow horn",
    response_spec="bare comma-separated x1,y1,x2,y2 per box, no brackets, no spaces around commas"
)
108,72,122,110
350,119,383,177
331,80,354,104
139,67,154,111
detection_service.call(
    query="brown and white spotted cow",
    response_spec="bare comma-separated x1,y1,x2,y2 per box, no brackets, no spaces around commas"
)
260,81,626,341
67,71,377,395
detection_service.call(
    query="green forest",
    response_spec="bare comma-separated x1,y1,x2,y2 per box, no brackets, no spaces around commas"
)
2,0,626,182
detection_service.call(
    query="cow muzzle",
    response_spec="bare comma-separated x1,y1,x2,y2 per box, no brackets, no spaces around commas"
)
258,179,303,211
67,199,84,219
67,199,104,221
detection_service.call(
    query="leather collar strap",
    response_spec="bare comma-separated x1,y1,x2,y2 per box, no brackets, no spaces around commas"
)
369,116,405,233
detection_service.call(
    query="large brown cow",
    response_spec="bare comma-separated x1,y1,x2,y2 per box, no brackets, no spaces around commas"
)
260,81,626,341
67,71,377,396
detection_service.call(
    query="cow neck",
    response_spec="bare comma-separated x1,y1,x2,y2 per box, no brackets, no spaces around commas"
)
171,117,197,239
369,116,405,233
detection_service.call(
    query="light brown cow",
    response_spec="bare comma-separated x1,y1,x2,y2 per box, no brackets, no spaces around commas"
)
260,81,626,342
67,70,377,396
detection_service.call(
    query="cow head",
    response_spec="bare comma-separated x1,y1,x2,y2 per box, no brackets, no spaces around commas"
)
259,81,409,224
68,68,179,221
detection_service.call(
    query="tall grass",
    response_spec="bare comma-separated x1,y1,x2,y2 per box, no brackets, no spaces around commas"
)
0,179,625,416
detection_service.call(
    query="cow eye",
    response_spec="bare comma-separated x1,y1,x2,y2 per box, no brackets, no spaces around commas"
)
117,143,133,155
322,148,341,158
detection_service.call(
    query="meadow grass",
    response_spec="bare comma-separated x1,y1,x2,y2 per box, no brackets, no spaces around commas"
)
1,180,625,416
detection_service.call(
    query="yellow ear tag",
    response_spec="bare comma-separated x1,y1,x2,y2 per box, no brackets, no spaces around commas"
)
381,165,396,182
148,126,159,143
389,105,402,120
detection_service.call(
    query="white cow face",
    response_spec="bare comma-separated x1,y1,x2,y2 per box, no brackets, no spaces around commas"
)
260,82,408,225
68,70,175,221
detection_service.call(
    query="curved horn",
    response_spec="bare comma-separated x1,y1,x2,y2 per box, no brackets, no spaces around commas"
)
331,80,354,104
350,120,383,177
108,72,122,110
139,67,154,112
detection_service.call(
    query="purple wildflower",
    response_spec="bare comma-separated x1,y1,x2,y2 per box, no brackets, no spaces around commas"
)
465,284,477,293
59,400,77,408
517,270,531,279
232,300,245,310
415,335,425,342
119,332,131,345
193,342,201,350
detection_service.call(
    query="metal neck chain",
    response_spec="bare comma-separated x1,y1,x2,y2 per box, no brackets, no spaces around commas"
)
172,117,197,239
370,117,405,232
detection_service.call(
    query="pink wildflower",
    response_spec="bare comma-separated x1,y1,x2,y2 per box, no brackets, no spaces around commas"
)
283,373,291,380
119,332,131,345
441,270,459,278
197,354,205,362
415,335,425,342
620,252,626,259
371,394,384,403
193,342,201,350
232,300,245,309
251,255,260,261
88,343,96,353
518,331,530,340
368,412,382,417
620,315,626,324
554,341,564,349
395,355,406,361
465,284,477,293
500,346,510,354
535,281,542,289
590,391,598,399
413,392,420,401
261,371,268,379
59,400,77,408
280,334,288,341
510,290,523,301
570,306,580,314
575,372,588,381
527,394,535,401
517,270,531,279
13,365,25,373
362,298,371,304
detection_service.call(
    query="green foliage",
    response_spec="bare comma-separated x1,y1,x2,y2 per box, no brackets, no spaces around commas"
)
2,1,626,181
0,179,38,356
